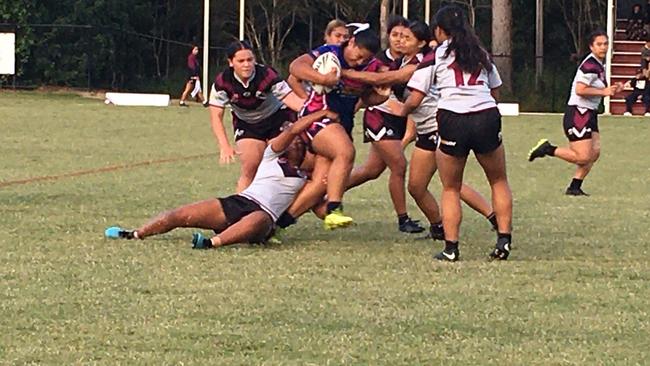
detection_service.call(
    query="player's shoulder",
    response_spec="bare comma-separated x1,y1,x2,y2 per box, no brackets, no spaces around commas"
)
579,54,604,74
416,49,437,70
214,68,234,88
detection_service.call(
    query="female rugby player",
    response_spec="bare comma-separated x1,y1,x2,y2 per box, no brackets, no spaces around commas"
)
528,30,623,196
208,40,305,192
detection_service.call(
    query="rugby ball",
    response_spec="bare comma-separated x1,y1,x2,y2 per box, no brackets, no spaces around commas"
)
311,52,341,94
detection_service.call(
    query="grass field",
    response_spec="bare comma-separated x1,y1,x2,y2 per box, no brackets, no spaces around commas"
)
1,91,649,365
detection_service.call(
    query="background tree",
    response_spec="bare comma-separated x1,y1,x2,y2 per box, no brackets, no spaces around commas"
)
492,0,513,93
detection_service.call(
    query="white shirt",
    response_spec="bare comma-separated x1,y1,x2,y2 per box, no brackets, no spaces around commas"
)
567,53,607,111
434,40,502,113
406,52,440,135
239,146,307,221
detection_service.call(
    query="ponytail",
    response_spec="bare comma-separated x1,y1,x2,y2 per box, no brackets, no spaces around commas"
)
434,5,492,73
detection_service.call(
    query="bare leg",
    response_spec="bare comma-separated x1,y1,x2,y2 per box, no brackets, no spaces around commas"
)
347,144,386,189
572,132,601,180
435,150,467,242
136,199,226,238
287,155,331,218
212,211,273,247
459,184,493,218
180,80,193,103
408,147,441,224
235,138,267,193
373,140,408,216
311,124,355,203
474,145,513,234
553,139,594,166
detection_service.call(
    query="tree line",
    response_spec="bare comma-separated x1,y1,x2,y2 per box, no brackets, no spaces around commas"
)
1,0,608,111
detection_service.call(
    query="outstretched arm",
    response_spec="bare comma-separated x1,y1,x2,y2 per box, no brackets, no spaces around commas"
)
341,65,417,86
270,110,339,153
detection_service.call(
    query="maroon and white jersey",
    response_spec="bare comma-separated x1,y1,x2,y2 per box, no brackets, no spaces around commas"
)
209,64,293,123
434,39,502,113
239,145,307,221
406,50,439,135
567,53,607,111
367,49,399,114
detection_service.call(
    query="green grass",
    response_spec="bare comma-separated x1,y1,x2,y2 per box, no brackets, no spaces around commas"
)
1,91,649,365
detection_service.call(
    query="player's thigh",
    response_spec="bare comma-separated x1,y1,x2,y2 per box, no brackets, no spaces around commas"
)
311,124,354,161
408,147,437,191
172,199,227,230
236,138,267,169
475,144,508,185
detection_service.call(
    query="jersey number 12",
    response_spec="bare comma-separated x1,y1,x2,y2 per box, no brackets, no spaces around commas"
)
448,61,484,87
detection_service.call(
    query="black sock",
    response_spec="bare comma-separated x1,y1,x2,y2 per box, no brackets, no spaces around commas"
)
444,240,459,252
202,238,213,248
326,202,342,214
276,212,296,229
547,145,557,156
487,212,498,230
569,178,583,190
497,232,512,242
398,213,409,225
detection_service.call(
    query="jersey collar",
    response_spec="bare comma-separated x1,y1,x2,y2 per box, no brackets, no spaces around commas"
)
234,67,256,88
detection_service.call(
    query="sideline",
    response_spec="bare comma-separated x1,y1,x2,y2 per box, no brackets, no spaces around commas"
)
0,153,215,188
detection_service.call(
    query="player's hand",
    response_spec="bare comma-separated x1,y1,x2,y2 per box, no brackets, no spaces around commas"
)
373,85,391,97
324,110,340,122
320,68,340,87
603,86,617,97
219,145,237,164
624,81,632,89
614,82,625,93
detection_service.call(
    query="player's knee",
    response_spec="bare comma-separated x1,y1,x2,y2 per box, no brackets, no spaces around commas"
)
408,182,425,199
591,148,601,162
390,158,407,177
338,146,355,165
365,167,383,180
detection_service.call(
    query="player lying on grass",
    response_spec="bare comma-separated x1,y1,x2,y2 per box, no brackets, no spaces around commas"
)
105,109,339,249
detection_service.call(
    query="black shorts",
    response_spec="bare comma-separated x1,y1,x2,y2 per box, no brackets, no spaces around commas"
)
437,107,502,157
218,194,263,227
362,109,406,143
415,131,438,151
233,108,297,142
563,106,599,142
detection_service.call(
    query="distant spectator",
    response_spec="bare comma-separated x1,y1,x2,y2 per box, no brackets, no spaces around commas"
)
627,4,646,40
641,39,650,69
623,67,650,116
180,45,207,107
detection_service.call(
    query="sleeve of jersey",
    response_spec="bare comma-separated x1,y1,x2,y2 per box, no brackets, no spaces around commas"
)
488,64,503,89
265,67,293,100
209,83,229,108
407,66,432,94
265,144,283,159
574,68,598,86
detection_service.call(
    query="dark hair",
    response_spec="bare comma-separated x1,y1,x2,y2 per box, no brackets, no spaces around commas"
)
587,29,608,46
407,20,432,54
349,28,381,55
226,40,253,59
434,5,492,73
387,15,409,34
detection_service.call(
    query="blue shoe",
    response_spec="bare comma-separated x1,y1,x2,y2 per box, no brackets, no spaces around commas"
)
192,232,213,249
105,226,135,239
